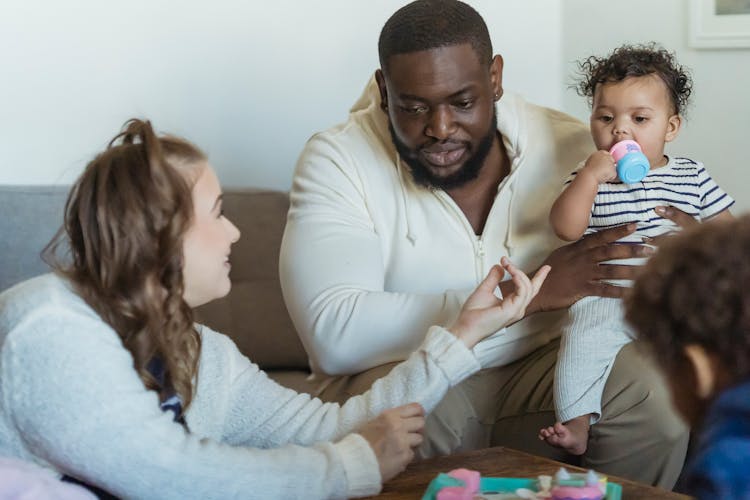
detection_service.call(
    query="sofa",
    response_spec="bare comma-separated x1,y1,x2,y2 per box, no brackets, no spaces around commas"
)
0,185,317,394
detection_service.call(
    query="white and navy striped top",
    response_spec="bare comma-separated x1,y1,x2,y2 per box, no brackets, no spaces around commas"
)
565,156,734,243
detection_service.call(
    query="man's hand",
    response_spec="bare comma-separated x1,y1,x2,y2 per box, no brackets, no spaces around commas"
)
357,403,425,483
648,206,732,245
655,205,700,229
528,223,654,313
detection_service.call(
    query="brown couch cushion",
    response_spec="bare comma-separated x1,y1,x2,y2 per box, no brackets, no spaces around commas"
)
194,189,309,370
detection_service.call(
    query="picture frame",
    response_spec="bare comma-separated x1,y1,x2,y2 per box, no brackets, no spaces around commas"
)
689,0,750,48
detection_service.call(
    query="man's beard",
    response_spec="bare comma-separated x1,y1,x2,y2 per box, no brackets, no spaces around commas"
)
389,110,497,190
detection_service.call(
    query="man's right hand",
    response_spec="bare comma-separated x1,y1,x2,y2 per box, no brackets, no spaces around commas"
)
528,223,654,313
357,403,425,483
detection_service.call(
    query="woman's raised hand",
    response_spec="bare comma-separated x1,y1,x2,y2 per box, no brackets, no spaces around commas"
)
449,257,550,349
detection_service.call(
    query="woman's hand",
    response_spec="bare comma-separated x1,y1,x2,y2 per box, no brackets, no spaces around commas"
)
449,257,550,349
357,403,425,483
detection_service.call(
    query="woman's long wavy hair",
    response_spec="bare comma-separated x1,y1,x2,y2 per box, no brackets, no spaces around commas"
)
44,119,206,411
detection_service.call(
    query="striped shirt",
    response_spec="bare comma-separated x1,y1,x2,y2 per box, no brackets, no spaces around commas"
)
565,156,734,243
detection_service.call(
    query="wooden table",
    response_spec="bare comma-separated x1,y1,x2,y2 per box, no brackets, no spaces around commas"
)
367,446,692,499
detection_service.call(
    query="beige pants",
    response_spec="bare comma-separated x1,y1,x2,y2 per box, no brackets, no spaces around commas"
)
317,340,688,489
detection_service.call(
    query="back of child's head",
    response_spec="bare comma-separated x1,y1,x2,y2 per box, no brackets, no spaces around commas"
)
626,215,750,385
575,43,692,116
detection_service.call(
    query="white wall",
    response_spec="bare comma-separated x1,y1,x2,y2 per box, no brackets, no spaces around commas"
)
5,1,746,212
0,0,561,190
562,0,750,212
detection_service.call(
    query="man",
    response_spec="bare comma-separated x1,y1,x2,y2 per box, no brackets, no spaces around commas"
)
280,0,688,488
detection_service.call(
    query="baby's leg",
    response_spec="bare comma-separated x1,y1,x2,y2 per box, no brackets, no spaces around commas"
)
539,296,631,455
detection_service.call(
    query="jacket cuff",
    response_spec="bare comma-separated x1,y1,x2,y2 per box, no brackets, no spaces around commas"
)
336,433,382,498
423,326,481,385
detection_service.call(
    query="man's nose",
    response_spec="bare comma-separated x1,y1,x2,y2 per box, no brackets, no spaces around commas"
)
425,105,456,141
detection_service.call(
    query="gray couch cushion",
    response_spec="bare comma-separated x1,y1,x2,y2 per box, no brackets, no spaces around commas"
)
193,189,308,370
0,186,67,291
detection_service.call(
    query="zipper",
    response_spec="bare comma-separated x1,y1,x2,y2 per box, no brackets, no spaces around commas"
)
431,189,488,285
475,236,485,284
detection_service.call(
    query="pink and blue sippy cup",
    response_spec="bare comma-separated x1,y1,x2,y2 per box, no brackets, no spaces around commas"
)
609,140,650,183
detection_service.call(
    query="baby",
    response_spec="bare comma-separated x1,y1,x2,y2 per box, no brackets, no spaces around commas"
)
539,43,734,455
626,215,750,499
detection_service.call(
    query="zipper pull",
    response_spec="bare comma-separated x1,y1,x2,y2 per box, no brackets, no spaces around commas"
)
477,238,485,259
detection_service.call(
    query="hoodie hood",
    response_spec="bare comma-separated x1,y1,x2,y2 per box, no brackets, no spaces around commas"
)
350,76,529,251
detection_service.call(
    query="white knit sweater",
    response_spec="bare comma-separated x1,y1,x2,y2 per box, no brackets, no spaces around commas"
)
0,274,481,499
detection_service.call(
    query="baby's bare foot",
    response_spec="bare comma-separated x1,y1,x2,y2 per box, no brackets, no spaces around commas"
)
538,415,591,455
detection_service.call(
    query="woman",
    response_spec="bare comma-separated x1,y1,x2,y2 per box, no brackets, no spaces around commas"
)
0,119,549,499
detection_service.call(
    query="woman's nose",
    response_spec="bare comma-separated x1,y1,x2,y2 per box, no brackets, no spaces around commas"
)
225,218,241,243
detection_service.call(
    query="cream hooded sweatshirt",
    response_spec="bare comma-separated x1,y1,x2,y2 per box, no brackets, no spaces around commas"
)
280,77,593,377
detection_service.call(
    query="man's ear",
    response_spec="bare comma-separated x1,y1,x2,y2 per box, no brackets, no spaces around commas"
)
665,114,682,142
375,69,388,113
684,344,716,399
490,54,504,102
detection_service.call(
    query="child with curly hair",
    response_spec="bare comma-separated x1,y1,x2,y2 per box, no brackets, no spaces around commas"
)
539,43,734,455
626,215,750,499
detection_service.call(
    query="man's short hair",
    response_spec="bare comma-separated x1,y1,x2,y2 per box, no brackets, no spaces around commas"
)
378,0,493,71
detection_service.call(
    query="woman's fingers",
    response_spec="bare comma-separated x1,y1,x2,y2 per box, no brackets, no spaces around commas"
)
475,263,504,296
529,265,551,296
452,258,550,348
398,402,425,418
501,258,531,299
501,258,549,309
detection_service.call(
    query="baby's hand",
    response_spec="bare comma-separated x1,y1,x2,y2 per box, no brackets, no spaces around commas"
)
581,150,617,184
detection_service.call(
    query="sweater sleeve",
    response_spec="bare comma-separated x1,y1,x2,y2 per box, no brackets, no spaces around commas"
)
2,308,376,499
189,325,479,450
280,134,472,375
